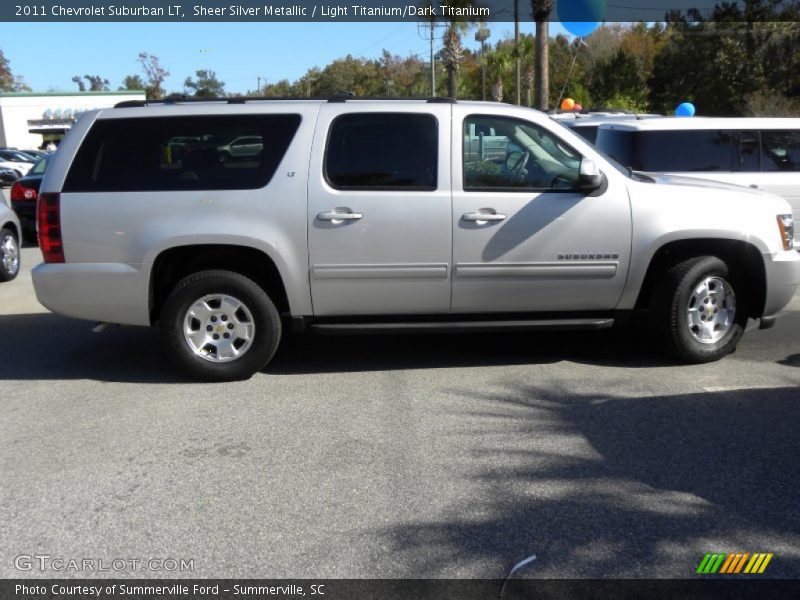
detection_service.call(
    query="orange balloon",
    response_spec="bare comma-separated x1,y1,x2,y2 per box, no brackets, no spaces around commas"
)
561,98,575,111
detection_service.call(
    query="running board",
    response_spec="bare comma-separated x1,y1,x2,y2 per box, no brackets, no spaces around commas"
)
308,318,615,335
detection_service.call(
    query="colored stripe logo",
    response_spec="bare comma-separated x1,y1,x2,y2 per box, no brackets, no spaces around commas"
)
697,553,773,574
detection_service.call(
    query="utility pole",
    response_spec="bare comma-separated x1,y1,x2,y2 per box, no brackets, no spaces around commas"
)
430,23,436,96
475,27,491,102
514,0,521,105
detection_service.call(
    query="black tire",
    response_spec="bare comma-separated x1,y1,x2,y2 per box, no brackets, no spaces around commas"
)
159,270,282,381
650,256,748,363
0,227,20,282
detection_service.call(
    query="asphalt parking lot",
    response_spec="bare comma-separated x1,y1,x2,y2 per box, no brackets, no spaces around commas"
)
1,244,799,579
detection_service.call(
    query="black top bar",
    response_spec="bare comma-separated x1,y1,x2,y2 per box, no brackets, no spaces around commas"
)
115,96,457,108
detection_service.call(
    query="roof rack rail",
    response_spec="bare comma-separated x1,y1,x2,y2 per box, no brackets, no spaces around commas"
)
115,95,457,108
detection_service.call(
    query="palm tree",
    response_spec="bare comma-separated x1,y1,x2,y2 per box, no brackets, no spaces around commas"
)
441,24,464,99
532,0,553,110
438,0,481,99
519,36,536,107
486,52,510,102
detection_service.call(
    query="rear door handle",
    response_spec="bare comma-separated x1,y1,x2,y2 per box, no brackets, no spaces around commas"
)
463,211,507,222
317,210,363,222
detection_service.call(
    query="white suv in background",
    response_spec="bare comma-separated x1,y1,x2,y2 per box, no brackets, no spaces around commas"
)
596,117,800,244
551,110,662,144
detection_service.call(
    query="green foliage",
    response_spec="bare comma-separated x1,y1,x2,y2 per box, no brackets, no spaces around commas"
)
0,50,30,92
184,69,225,98
72,75,109,92
120,75,146,91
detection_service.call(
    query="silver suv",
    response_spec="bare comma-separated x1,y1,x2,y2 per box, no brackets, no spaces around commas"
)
32,98,800,380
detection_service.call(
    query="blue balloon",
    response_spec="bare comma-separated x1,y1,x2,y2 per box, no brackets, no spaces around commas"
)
557,0,606,37
675,102,696,117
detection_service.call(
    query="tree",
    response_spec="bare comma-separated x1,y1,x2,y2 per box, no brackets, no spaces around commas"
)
590,48,647,108
441,25,464,99
486,50,510,102
183,69,225,98
532,0,553,110
138,52,169,100
0,50,30,92
73,75,109,91
120,75,146,91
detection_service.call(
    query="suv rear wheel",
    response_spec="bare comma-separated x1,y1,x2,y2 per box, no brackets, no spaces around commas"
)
159,270,281,381
0,227,20,282
650,256,747,363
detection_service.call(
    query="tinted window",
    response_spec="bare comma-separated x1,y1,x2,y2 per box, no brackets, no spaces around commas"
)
64,115,301,192
598,129,733,172
761,130,800,172
571,124,599,144
325,113,438,190
464,115,581,191
737,130,761,172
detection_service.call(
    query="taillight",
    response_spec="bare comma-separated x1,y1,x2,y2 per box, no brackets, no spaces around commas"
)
10,182,38,202
37,192,64,263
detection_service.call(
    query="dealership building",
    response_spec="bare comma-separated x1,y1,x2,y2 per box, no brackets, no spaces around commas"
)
0,90,146,150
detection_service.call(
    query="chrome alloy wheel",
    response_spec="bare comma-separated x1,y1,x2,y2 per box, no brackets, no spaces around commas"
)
183,294,255,362
1,233,19,276
686,276,736,344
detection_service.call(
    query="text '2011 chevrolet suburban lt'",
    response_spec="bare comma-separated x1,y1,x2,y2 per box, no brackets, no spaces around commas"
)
32,98,800,381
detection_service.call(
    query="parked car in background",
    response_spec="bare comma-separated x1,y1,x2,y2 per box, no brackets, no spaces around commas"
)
551,110,662,144
31,98,799,380
11,154,50,243
0,166,18,187
21,149,48,160
0,149,36,171
596,118,800,244
0,202,20,281
217,135,264,160
0,159,29,179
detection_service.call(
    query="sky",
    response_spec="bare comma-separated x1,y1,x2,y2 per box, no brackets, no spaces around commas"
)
0,21,568,95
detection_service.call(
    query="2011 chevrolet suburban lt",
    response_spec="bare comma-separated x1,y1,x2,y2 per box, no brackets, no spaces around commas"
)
32,97,800,381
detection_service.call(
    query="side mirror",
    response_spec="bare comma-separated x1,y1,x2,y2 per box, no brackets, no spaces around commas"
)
579,158,604,193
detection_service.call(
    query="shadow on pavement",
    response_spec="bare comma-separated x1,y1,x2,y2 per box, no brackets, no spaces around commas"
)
0,313,183,383
266,327,677,375
378,384,800,578
777,353,800,368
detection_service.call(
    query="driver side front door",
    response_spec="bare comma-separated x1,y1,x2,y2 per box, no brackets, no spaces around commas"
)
451,108,632,313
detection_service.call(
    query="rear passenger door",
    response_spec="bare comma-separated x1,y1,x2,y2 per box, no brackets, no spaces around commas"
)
307,104,452,316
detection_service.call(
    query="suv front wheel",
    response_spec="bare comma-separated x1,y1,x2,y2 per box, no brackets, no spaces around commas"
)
159,270,282,381
651,256,747,363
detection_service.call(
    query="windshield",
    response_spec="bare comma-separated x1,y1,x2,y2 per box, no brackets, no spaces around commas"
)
31,155,50,175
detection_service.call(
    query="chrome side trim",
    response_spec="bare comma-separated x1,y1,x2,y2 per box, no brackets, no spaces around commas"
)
455,262,618,279
312,264,449,280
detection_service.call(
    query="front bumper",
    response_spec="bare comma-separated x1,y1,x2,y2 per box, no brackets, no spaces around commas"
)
763,250,800,317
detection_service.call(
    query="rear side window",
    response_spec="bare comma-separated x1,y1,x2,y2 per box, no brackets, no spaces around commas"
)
63,114,301,192
325,113,438,190
761,130,800,172
598,129,733,172
571,125,599,144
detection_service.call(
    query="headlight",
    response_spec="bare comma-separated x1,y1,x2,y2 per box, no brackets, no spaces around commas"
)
777,214,794,250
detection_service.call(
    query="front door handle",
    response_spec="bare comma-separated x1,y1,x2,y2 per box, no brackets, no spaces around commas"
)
317,210,364,222
462,211,507,222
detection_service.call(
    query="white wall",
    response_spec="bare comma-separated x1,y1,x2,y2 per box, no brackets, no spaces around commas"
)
0,92,146,149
